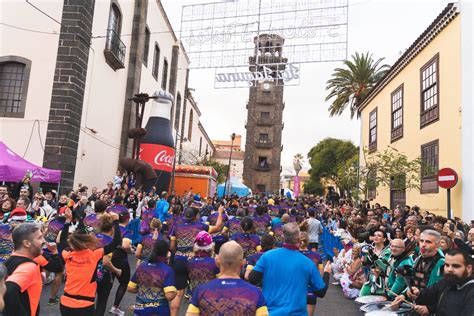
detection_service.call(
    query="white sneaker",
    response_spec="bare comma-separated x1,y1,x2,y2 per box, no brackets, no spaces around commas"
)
109,306,125,316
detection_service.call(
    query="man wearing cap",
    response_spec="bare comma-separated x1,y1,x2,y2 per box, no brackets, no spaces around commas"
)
186,241,268,316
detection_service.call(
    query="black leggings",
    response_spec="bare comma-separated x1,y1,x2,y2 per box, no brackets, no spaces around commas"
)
113,262,130,307
60,303,95,316
95,272,114,316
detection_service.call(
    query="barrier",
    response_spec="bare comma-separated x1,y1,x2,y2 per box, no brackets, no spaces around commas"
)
321,226,343,260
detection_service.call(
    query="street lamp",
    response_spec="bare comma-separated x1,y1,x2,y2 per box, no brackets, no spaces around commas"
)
170,130,187,192
223,133,236,197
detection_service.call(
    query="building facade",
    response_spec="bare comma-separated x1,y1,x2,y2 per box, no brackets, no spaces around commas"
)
212,135,244,182
242,34,285,194
0,0,212,192
358,3,473,220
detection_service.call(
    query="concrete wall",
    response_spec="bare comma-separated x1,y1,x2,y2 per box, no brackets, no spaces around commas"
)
360,16,462,217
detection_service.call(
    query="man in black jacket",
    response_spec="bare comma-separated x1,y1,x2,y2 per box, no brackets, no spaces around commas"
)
394,248,474,316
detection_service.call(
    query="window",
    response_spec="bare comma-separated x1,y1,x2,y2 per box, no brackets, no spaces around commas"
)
391,84,403,142
152,44,160,80
256,184,266,192
259,133,269,143
104,2,125,69
421,140,439,194
258,156,269,168
0,57,31,118
174,93,181,131
143,26,150,66
161,58,168,90
368,108,377,152
420,54,439,127
261,112,270,119
187,110,193,141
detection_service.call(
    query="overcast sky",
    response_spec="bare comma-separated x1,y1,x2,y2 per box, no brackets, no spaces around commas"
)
161,0,452,173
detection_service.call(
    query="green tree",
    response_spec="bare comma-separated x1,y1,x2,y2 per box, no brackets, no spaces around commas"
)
338,147,422,200
303,178,324,195
325,52,390,118
199,160,229,184
307,138,358,195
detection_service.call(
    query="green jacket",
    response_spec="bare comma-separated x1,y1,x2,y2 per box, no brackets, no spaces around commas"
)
386,255,414,297
426,249,445,287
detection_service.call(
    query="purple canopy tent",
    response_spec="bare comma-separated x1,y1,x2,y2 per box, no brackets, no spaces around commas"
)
0,141,61,183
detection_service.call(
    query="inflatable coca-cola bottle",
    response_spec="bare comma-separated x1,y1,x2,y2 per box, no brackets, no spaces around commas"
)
139,90,175,193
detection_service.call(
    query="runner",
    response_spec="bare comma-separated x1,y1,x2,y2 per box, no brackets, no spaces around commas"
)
128,240,177,316
4,223,47,316
110,211,133,315
186,241,268,316
230,217,261,258
136,218,165,264
58,209,121,316
187,231,218,296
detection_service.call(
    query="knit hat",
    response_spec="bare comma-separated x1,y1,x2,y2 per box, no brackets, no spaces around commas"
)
9,208,27,222
194,231,214,250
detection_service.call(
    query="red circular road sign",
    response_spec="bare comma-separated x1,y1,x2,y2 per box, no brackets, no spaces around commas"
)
437,168,458,189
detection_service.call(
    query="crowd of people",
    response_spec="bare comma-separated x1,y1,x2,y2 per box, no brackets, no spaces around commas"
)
0,171,472,316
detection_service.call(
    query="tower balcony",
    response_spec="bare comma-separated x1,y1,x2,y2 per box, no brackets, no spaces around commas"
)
255,141,273,149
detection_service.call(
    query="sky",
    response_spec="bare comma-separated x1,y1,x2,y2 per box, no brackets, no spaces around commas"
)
161,0,453,173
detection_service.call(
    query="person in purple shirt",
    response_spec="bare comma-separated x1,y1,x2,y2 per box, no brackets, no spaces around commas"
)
224,208,246,236
136,218,166,264
230,217,261,258
252,206,271,235
245,234,275,282
83,200,107,233
169,206,224,316
299,232,323,316
187,231,218,296
186,241,268,316
139,199,156,235
128,240,177,316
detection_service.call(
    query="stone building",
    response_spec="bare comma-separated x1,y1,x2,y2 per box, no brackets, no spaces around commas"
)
242,34,285,194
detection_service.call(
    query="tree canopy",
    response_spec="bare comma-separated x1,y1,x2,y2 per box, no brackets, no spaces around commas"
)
325,52,390,118
307,138,358,195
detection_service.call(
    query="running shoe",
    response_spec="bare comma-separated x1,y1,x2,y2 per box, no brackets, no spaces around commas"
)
109,306,125,315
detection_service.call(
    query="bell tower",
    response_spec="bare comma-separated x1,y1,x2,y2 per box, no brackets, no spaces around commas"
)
242,34,286,194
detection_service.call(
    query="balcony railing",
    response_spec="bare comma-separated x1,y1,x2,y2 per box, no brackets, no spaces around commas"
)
255,162,271,171
255,141,273,148
104,29,126,70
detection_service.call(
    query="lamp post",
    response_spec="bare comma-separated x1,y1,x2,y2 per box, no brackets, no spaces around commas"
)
170,130,187,192
223,133,236,197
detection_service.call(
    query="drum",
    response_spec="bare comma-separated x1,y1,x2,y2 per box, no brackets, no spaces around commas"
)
360,301,414,316
355,295,387,306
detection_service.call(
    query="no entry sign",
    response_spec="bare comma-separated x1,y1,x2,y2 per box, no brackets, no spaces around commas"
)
437,168,458,189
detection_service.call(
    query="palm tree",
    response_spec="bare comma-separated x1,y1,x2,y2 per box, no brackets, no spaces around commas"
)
325,52,390,118
293,153,304,176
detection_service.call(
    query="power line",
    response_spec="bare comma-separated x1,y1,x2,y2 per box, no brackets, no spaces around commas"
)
0,22,58,35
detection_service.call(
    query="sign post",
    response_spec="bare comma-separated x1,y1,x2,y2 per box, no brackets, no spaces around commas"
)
437,168,458,220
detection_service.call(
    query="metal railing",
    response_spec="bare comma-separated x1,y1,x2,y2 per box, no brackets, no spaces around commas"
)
104,28,126,69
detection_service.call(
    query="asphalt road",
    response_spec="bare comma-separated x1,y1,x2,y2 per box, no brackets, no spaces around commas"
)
39,257,360,316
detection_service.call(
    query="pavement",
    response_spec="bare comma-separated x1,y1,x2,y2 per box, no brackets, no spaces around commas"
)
39,257,360,316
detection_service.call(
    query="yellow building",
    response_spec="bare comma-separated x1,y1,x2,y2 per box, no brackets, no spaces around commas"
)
358,3,469,219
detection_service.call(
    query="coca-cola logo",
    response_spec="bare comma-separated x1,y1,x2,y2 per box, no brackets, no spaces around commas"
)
154,150,174,166
140,143,175,172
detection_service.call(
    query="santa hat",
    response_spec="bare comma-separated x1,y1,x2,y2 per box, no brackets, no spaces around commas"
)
194,231,214,251
9,208,27,222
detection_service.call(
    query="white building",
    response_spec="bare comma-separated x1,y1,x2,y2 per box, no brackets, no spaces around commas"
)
212,135,245,182
0,0,213,192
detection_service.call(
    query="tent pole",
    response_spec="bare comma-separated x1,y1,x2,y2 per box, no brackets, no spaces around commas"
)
57,182,60,195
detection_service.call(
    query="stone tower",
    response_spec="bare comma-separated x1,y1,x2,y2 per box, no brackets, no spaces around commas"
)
242,34,286,194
